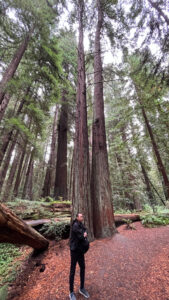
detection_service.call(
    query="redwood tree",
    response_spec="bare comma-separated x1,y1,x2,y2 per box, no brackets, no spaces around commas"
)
42,104,59,197
91,0,116,238
54,92,68,200
72,0,94,240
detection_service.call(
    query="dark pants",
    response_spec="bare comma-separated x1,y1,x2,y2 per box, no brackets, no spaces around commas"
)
69,250,85,293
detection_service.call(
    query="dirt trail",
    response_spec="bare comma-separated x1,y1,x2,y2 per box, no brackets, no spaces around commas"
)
9,222,169,300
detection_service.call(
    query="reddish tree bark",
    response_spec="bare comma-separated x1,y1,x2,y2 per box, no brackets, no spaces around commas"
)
91,0,116,238
54,92,68,200
42,104,59,197
0,203,49,250
72,0,94,241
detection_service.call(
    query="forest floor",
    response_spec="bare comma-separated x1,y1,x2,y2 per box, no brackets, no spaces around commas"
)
7,222,169,300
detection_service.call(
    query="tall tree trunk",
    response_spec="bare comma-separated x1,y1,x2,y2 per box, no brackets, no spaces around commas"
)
140,163,156,208
91,0,116,238
13,142,27,198
22,149,34,199
42,104,58,197
0,29,34,122
136,92,169,200
121,127,142,210
19,150,30,194
0,131,18,195
26,158,34,200
68,149,74,202
2,146,21,202
72,0,94,241
54,92,68,200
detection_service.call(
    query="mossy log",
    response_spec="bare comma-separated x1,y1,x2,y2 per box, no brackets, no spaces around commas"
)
0,203,49,250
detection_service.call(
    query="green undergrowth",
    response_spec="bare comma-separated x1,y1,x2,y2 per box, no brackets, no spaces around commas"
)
141,214,169,227
39,220,70,241
0,243,23,300
6,198,71,220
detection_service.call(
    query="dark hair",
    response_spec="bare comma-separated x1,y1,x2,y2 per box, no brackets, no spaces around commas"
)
76,212,83,217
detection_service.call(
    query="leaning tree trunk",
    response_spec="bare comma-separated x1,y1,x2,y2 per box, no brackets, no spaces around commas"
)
54,92,68,200
91,0,116,238
42,104,58,197
0,203,49,250
72,0,94,241
140,163,156,208
0,29,34,122
135,89,169,200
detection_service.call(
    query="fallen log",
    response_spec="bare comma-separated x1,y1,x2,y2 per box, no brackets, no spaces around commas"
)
25,214,140,229
0,203,49,250
114,214,140,226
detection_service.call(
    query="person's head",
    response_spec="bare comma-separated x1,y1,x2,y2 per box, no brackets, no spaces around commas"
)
76,213,84,223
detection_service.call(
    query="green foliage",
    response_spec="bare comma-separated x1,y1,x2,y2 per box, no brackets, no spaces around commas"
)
141,214,169,227
0,284,8,300
39,220,70,241
7,199,54,219
6,198,71,220
6,117,34,142
115,208,132,214
41,196,71,205
0,243,21,286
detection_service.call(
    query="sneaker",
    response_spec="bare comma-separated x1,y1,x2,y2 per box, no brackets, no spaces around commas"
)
69,292,76,300
79,288,90,298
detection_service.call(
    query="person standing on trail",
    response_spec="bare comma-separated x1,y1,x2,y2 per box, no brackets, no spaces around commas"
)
69,213,90,300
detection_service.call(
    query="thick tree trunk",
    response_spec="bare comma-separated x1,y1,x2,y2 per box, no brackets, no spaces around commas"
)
42,104,58,197
0,203,49,250
0,29,34,121
54,92,68,200
91,0,116,238
0,132,18,195
72,0,94,241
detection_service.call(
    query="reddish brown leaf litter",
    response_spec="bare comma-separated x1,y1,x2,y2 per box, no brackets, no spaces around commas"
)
8,222,169,300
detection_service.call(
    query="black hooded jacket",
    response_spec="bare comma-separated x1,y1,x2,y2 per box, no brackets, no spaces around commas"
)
69,219,87,252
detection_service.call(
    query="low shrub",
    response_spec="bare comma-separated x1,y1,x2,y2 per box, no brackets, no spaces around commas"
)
141,214,169,227
39,220,70,241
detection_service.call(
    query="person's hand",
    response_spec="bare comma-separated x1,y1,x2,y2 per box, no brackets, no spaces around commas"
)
84,232,87,238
